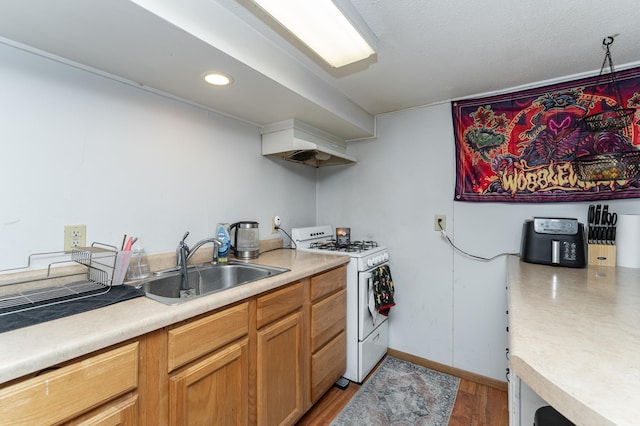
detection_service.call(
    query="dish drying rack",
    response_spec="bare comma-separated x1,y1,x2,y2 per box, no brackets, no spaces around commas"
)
0,242,118,316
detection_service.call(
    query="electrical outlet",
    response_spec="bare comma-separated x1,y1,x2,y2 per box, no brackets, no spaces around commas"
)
434,215,446,231
271,216,281,234
64,224,86,252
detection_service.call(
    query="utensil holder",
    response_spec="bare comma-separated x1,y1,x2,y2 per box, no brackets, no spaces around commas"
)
112,250,133,285
588,244,616,267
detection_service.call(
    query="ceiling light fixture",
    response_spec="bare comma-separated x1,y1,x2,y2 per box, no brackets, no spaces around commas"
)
251,0,377,68
203,72,233,86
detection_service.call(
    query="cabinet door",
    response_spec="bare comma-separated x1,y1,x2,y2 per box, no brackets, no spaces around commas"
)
257,311,303,426
169,339,249,426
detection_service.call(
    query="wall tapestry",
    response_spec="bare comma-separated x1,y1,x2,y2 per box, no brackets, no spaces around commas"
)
452,66,640,202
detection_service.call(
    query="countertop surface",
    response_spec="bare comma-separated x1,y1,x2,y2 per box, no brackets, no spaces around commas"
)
0,249,350,384
507,256,640,426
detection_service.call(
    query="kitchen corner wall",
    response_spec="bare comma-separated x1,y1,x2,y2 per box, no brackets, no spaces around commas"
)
317,102,640,381
0,42,316,271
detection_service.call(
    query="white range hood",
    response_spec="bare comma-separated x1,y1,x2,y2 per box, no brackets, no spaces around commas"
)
261,119,357,167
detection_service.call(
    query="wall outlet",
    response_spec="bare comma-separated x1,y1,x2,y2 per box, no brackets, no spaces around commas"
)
64,224,86,252
434,215,446,231
271,216,281,234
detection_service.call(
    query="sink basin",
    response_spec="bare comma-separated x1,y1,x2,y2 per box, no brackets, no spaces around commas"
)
136,261,289,305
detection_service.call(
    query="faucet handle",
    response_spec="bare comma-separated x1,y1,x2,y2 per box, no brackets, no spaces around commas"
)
177,231,191,259
180,231,190,244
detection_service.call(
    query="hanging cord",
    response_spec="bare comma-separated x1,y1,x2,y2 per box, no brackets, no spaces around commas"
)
274,225,297,249
600,35,625,106
436,218,519,262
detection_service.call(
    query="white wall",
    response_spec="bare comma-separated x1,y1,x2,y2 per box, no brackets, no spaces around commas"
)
4,37,640,383
317,102,640,381
0,42,317,270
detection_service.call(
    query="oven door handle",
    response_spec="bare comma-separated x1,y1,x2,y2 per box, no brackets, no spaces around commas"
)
367,275,377,325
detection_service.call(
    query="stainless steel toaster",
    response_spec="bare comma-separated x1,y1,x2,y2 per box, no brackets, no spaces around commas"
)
520,217,586,268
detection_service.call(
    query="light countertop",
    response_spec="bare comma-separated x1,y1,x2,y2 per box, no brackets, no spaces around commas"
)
0,249,349,384
507,256,640,426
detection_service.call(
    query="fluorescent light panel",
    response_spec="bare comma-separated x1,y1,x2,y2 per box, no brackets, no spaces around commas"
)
252,0,375,68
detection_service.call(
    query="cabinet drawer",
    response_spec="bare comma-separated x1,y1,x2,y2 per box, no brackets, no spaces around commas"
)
256,281,303,329
0,342,138,426
311,288,346,352
67,393,138,426
310,266,346,302
168,302,249,372
311,330,346,403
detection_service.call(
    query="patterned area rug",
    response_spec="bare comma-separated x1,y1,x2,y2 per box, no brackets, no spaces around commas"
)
330,356,460,425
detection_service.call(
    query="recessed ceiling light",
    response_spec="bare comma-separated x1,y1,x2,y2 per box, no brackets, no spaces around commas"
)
203,72,233,86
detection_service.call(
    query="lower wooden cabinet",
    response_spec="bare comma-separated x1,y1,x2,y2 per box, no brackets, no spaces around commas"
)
0,342,139,426
0,265,348,426
311,330,346,403
309,268,347,403
256,281,305,426
169,338,249,426
257,311,304,426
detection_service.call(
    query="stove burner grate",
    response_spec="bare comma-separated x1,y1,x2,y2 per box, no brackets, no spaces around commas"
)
309,240,378,252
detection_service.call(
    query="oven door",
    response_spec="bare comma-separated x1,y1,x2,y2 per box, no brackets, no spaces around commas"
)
357,263,390,341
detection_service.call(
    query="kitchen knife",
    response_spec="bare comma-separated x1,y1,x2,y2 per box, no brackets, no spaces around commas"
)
594,204,602,244
611,226,616,245
608,212,617,245
588,205,595,244
602,204,609,244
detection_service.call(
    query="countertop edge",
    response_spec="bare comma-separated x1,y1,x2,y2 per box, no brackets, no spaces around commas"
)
509,355,613,426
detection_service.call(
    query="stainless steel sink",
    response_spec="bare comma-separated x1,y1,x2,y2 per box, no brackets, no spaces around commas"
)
136,261,289,305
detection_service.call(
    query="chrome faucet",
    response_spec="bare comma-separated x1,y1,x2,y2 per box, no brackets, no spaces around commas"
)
176,231,222,292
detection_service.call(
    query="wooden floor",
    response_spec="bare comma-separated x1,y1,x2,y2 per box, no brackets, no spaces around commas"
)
297,374,508,426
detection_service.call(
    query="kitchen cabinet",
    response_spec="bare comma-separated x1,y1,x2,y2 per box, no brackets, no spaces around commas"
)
169,339,249,425
256,281,305,426
167,302,250,426
0,341,139,425
0,258,349,426
309,266,347,403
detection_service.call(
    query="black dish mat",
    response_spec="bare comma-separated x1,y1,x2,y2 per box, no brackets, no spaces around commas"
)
0,285,144,334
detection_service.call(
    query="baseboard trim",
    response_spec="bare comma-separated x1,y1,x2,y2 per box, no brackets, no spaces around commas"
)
387,348,508,392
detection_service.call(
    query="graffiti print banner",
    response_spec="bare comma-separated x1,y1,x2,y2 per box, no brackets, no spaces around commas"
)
452,67,640,202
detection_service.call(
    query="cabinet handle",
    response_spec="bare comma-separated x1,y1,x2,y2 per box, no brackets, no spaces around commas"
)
35,366,61,376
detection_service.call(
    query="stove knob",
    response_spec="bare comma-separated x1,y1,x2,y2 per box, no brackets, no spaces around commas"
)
383,253,389,261
367,258,374,267
375,255,382,264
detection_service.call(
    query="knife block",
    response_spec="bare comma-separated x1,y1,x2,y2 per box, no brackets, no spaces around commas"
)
588,243,616,267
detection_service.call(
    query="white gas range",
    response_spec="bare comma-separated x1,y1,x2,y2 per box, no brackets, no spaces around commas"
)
291,225,391,383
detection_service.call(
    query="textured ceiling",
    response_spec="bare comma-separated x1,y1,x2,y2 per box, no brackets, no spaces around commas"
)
0,0,638,140
325,0,640,115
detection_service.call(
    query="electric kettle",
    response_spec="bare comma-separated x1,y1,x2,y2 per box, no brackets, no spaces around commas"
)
229,221,260,259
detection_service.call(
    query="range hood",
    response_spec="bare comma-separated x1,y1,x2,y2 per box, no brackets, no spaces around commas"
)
261,119,357,167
